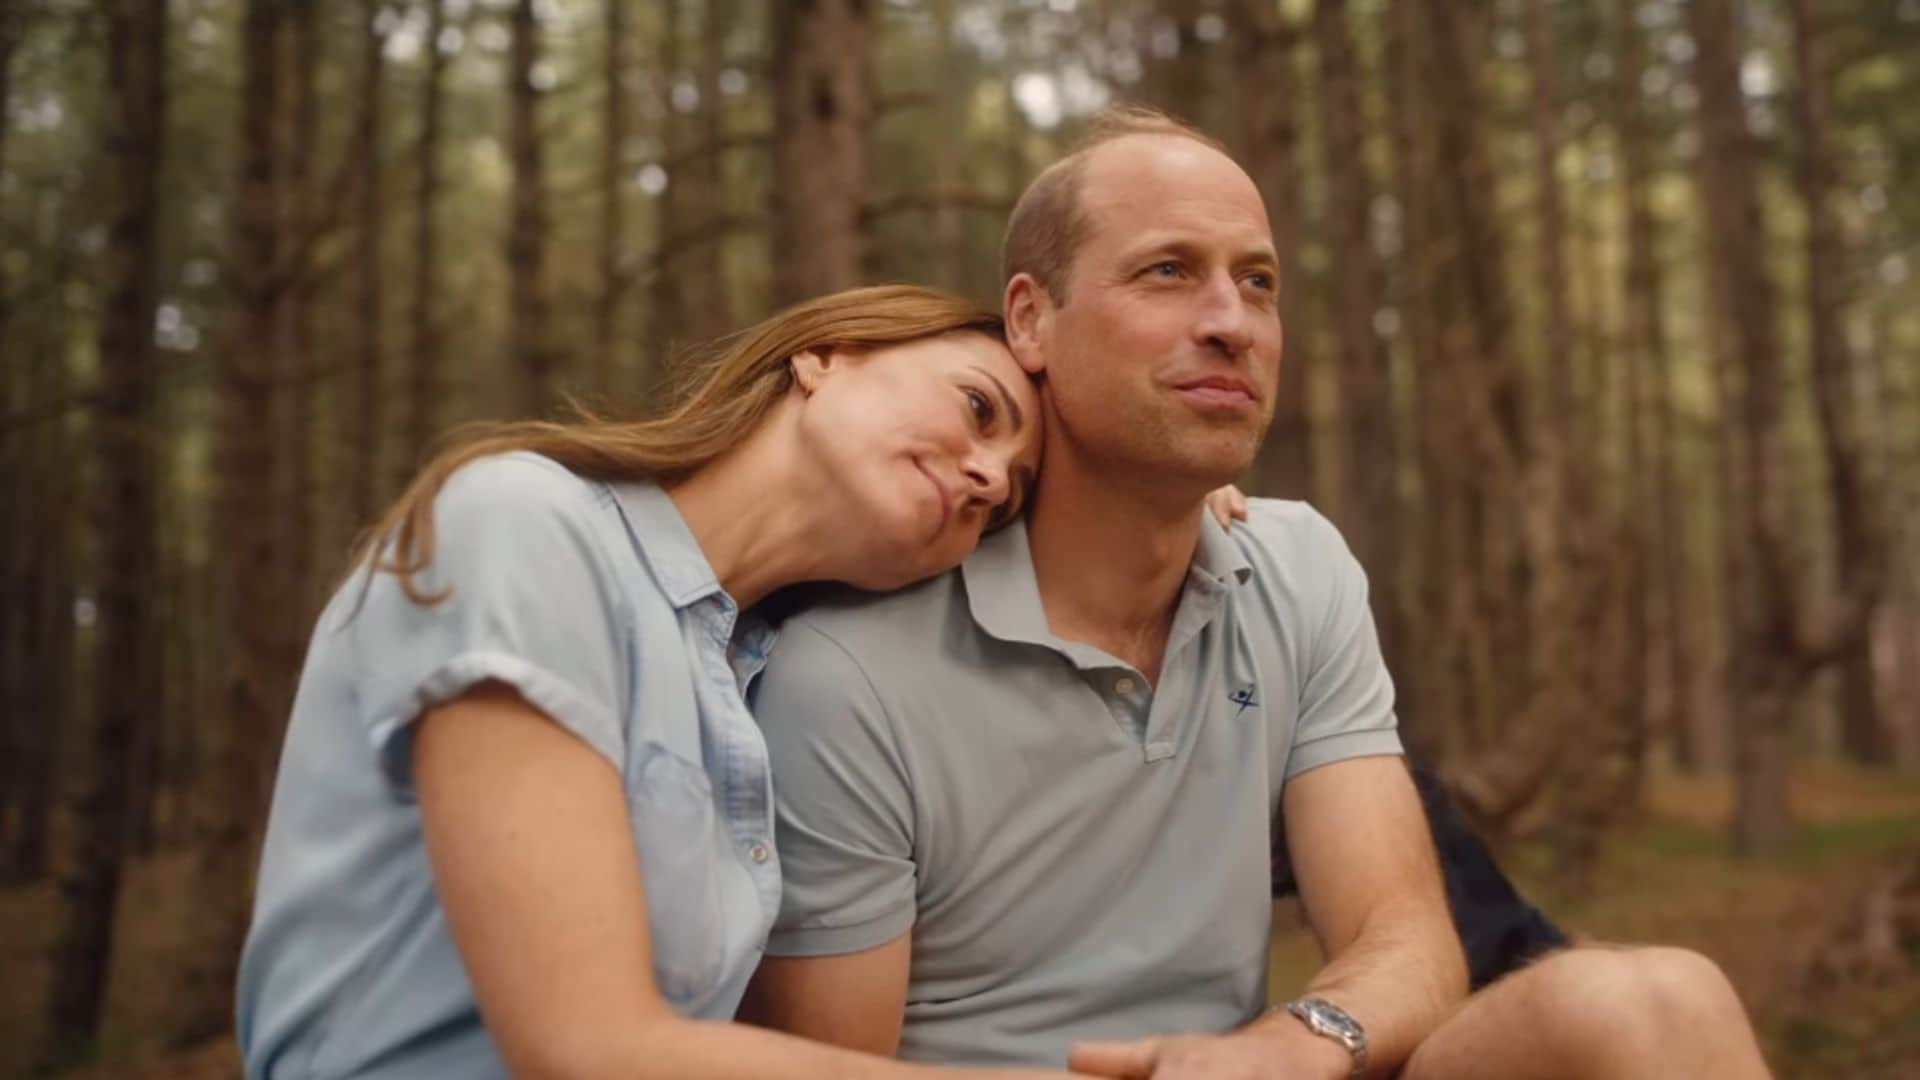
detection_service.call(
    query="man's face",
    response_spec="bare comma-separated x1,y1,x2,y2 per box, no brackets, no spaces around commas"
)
1025,135,1283,494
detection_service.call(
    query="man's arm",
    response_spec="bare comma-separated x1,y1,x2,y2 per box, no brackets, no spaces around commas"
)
1270,755,1468,1068
1070,757,1464,1080
739,934,912,1054
742,619,925,1053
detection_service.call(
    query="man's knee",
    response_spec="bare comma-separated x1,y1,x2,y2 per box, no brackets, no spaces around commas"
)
1524,946,1749,1058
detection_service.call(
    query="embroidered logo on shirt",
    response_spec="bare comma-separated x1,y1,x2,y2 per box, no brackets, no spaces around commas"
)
1230,684,1258,719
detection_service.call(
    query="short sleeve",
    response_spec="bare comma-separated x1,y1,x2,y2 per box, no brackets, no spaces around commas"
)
1283,509,1403,778
749,621,917,956
342,453,630,796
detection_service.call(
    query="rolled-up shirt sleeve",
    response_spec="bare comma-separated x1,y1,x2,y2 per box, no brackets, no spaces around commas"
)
750,620,918,957
1280,508,1402,778
341,452,631,796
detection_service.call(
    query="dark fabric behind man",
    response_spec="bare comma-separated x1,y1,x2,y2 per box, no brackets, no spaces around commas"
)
1273,765,1568,991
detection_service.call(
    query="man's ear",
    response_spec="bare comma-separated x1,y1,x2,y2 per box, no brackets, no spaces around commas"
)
1003,273,1052,376
789,347,832,395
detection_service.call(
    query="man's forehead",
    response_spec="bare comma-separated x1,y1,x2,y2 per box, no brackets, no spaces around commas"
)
1078,136,1265,226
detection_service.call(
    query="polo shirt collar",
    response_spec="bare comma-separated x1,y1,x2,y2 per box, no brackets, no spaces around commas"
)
961,512,1255,656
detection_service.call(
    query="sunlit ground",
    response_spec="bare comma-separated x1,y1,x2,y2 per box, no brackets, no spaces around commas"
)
1267,761,1920,1079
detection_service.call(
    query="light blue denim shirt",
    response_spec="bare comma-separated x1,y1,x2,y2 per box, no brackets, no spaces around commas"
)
237,452,781,1079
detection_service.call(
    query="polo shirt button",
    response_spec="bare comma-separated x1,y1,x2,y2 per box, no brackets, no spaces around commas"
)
749,842,771,864
1114,676,1137,696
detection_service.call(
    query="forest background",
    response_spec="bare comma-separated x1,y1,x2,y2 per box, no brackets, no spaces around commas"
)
1,0,1917,1076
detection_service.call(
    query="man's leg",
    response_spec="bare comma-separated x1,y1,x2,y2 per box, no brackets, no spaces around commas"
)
1400,945,1773,1080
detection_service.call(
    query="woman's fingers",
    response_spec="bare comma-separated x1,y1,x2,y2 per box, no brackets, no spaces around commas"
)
1205,485,1250,527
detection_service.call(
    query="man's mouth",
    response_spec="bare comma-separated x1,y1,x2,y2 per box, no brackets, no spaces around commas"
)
1171,375,1258,411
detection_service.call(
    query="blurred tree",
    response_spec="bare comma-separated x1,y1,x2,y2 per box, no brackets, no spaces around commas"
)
0,0,26,884
508,0,555,412
772,0,870,303
594,0,629,399
281,0,318,608
1691,0,1883,855
1789,0,1890,767
1313,0,1404,688
40,0,166,1064
178,0,288,1044
352,0,388,524
1231,0,1312,507
406,0,450,473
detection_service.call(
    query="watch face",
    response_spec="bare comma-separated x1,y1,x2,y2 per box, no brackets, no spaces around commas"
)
1315,1005,1363,1041
1294,999,1365,1044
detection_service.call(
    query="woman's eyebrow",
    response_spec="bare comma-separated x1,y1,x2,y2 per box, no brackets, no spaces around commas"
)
970,365,1026,433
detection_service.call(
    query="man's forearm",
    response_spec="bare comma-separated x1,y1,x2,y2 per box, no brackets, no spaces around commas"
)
1269,896,1469,1076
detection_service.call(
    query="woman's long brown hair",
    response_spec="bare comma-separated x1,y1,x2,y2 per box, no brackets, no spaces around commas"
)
354,284,1004,604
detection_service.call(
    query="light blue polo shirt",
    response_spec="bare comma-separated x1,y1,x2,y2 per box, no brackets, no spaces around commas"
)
750,500,1402,1067
238,452,781,1079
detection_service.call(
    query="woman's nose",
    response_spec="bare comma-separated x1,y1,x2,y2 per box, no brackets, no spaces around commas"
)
962,453,1011,506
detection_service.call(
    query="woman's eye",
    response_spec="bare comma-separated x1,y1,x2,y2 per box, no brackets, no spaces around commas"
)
964,387,996,430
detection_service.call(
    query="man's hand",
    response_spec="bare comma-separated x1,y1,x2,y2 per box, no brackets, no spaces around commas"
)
1068,1016,1353,1080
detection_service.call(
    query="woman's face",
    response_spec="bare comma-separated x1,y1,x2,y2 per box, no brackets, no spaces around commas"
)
794,331,1042,590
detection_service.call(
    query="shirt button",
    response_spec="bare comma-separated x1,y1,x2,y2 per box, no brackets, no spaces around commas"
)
749,842,771,865
1114,676,1137,696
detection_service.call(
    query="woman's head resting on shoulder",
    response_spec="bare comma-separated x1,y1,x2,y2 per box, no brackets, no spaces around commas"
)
780,327,1040,591
356,285,1040,606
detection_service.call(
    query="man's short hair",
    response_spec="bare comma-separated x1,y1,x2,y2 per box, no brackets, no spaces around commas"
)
1000,106,1230,305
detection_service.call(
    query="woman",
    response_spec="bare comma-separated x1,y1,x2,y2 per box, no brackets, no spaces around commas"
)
237,284,1241,1079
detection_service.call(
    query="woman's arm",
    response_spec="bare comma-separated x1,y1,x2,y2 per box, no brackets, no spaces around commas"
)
416,682,1069,1080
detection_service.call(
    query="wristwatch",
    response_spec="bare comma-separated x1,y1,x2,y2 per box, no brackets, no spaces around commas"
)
1281,997,1368,1077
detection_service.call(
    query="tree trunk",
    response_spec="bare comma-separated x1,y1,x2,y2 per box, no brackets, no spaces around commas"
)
352,0,386,525
40,0,166,1064
281,0,317,610
0,0,25,882
929,0,963,292
687,0,733,343
1614,0,1699,772
1423,0,1557,822
508,0,555,413
771,0,871,304
406,0,448,474
594,0,629,400
175,0,286,1044
1231,0,1311,504
1690,0,1862,856
1789,0,1889,766
1314,0,1405,688
646,0,685,392
1385,0,1455,760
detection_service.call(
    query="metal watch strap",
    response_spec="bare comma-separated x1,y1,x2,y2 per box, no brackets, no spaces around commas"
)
1279,997,1369,1078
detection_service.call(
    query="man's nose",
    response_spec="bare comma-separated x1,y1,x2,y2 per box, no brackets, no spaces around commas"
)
1195,273,1255,357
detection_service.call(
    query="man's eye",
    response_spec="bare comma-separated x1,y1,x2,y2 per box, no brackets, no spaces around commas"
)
1146,261,1181,278
1244,272,1277,293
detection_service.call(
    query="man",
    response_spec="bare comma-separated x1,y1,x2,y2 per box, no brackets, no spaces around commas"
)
743,109,1771,1079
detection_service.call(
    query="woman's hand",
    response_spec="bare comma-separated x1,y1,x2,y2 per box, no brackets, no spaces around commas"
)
1205,485,1250,528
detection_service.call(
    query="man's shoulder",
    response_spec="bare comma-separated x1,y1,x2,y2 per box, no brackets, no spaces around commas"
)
1227,498,1356,589
765,571,965,676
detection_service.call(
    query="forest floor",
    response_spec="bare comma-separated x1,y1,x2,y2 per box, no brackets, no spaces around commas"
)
4,761,1918,1079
